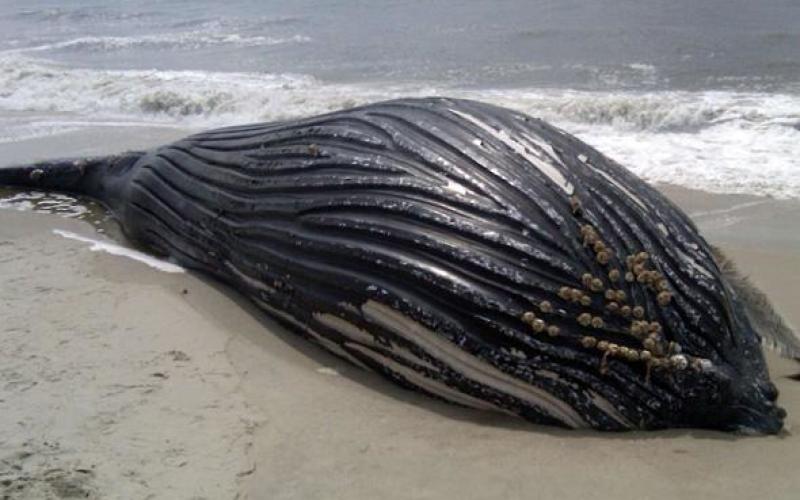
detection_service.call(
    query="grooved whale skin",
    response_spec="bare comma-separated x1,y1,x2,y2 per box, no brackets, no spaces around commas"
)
14,97,786,432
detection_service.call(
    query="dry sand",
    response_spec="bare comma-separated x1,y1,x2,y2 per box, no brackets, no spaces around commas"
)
1,128,799,499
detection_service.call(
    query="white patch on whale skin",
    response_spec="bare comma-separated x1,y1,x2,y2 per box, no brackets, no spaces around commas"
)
224,260,276,293
53,229,184,273
674,247,715,279
592,167,648,210
588,391,634,428
361,300,588,429
445,179,469,196
314,312,375,345
345,342,512,414
579,158,648,211
449,108,575,195
302,329,372,372
253,298,371,371
314,312,440,373
534,369,561,381
337,301,361,315
536,370,632,428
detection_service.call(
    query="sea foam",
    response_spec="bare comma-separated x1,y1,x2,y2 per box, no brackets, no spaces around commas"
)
0,55,797,199
53,229,185,273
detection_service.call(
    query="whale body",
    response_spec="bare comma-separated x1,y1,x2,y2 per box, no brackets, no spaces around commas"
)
0,97,791,432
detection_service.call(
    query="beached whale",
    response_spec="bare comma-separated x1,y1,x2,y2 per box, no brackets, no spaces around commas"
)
1,97,795,432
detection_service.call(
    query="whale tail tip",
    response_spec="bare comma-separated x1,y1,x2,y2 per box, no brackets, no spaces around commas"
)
0,152,143,200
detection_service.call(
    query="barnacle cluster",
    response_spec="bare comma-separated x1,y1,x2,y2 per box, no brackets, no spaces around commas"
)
520,194,712,381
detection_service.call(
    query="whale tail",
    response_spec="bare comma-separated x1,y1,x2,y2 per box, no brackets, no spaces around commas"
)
0,152,143,202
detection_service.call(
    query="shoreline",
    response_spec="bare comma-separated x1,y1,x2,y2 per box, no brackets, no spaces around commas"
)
1,129,799,499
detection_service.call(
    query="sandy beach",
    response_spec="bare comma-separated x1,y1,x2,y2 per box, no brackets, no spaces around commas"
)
2,127,799,500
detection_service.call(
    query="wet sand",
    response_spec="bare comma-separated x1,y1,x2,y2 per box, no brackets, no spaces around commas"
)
1,127,799,499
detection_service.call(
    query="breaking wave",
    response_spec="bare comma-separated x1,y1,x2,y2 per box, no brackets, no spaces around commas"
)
0,55,798,199
3,55,795,130
12,6,160,23
480,89,798,133
13,32,311,53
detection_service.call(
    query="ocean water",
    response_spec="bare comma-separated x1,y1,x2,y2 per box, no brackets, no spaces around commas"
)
0,0,798,198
